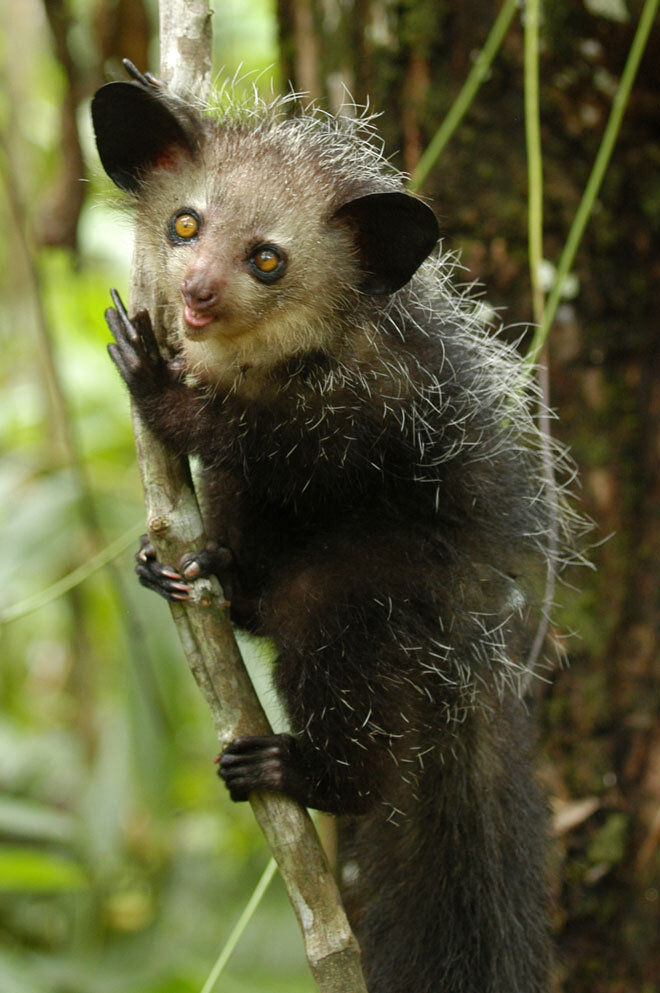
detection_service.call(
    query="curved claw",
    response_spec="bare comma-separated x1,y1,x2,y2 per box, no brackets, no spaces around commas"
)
134,535,191,602
122,58,164,91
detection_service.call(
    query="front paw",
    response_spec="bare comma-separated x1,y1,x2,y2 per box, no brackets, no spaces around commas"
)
217,734,307,803
105,289,172,399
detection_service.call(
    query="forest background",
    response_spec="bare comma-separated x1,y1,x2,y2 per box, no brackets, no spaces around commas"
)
1,1,659,991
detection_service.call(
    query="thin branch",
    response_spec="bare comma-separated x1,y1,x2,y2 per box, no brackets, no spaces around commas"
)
1,134,82,470
199,858,278,993
124,3,368,989
524,0,544,329
39,0,86,251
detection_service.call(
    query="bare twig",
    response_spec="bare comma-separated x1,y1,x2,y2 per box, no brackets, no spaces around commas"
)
125,2,367,989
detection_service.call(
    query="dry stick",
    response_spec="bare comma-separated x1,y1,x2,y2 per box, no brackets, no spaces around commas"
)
125,2,367,990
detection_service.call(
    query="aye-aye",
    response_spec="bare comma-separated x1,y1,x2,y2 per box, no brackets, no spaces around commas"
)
92,62,574,993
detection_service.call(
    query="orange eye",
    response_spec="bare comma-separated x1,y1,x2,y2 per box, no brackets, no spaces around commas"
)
253,248,279,272
174,213,199,239
249,244,286,284
168,210,201,244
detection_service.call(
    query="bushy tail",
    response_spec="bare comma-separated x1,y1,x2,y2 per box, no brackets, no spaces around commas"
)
341,699,552,993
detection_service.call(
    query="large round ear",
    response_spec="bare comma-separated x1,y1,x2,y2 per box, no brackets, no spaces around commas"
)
332,191,439,295
91,81,196,193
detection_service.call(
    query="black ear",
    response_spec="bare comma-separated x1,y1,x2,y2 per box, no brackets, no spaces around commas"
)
91,81,196,193
332,191,439,295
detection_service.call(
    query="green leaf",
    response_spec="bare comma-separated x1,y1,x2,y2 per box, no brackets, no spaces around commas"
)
0,847,87,892
0,797,76,844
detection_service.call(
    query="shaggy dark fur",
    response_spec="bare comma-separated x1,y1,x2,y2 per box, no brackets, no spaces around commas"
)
92,64,571,992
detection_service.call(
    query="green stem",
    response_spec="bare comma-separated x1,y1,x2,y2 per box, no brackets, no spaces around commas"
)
524,0,544,327
522,0,557,670
0,523,144,625
199,858,278,993
524,0,660,368
408,0,518,193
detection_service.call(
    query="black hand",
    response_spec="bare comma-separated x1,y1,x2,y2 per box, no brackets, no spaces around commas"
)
105,289,170,398
217,734,309,804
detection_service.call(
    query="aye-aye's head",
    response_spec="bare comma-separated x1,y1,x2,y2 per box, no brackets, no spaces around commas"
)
91,70,439,383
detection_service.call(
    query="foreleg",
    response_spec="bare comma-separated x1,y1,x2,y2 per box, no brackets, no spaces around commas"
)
105,289,226,458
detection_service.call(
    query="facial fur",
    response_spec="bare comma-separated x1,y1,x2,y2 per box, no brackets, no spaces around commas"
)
134,127,380,388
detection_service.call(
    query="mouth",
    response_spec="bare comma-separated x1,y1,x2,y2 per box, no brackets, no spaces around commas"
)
182,304,224,341
184,304,216,329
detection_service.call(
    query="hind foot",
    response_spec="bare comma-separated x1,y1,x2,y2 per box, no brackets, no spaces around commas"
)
135,535,235,602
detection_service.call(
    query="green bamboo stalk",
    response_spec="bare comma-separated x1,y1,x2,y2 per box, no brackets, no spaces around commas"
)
524,0,660,368
408,0,518,193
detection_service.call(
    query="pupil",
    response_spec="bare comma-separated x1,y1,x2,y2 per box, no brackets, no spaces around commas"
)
168,211,201,245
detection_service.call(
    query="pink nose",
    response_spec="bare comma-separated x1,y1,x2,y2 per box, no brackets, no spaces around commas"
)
181,275,220,311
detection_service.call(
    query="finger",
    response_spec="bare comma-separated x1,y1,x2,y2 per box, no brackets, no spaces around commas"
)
132,310,162,366
144,71,164,88
220,749,282,768
224,735,284,755
137,534,154,560
135,557,188,586
107,294,163,377
109,290,149,363
135,550,184,581
107,342,139,386
135,564,192,601
105,308,140,360
180,558,202,580
138,579,191,602
136,548,183,580
110,288,131,329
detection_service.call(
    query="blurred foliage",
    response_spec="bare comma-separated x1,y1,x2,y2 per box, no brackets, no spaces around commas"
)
0,1,312,991
3,0,659,991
